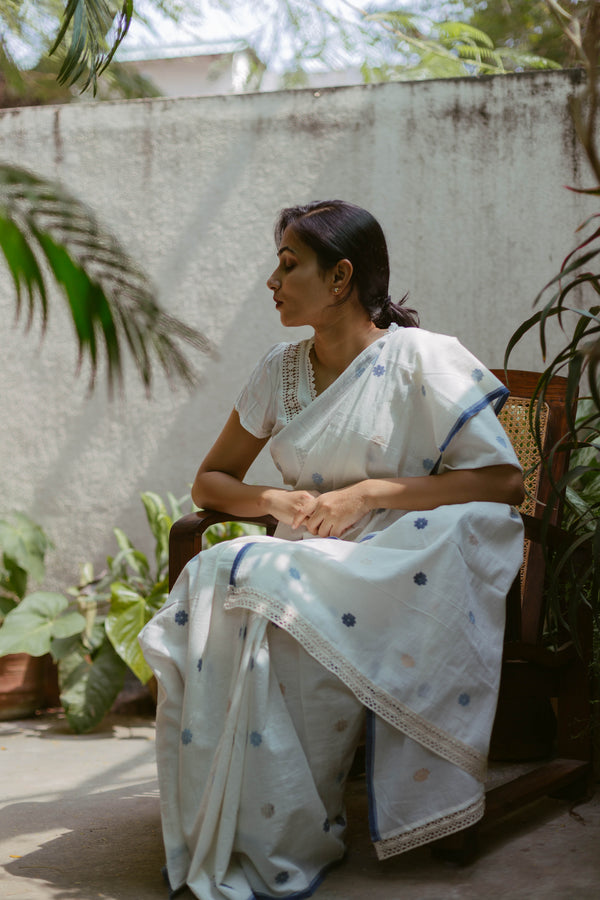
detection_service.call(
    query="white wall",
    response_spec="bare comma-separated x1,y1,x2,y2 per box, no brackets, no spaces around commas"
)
0,71,595,588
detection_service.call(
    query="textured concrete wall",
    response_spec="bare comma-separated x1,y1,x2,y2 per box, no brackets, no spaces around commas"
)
0,71,594,588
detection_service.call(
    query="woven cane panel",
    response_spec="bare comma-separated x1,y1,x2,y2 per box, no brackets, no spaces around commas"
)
498,396,549,593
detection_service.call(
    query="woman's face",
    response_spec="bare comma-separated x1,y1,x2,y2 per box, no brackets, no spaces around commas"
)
267,226,337,328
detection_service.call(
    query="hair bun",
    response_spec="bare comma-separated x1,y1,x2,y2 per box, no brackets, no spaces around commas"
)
372,293,419,329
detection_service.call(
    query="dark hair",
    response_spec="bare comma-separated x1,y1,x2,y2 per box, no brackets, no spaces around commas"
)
274,200,419,329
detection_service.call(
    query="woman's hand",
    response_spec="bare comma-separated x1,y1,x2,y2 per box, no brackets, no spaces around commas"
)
263,489,318,527
295,485,370,537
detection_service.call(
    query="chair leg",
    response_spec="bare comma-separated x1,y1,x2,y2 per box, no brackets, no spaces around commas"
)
431,825,479,866
548,766,593,803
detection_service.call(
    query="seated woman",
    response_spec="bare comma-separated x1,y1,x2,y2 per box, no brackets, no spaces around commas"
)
140,200,524,900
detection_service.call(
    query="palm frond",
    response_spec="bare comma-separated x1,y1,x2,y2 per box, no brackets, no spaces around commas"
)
49,0,133,94
0,164,210,392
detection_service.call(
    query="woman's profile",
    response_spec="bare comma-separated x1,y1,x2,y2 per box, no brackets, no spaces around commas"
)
140,200,525,900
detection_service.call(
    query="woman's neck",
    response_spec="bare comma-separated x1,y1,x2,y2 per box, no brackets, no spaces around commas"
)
310,317,385,394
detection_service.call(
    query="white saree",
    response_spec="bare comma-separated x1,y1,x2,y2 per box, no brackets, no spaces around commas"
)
139,324,524,900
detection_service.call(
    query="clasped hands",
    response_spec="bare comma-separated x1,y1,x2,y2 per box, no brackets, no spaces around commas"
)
266,484,369,538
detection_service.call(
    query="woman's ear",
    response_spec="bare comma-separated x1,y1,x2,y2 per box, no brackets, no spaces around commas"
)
331,258,353,293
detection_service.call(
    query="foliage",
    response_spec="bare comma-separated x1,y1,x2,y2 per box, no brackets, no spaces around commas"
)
0,591,86,656
0,492,266,732
0,164,210,392
0,491,185,731
357,4,561,80
505,0,600,634
49,0,134,94
0,512,52,618
207,1,562,86
0,1,568,107
0,0,188,104
204,519,266,547
446,0,583,69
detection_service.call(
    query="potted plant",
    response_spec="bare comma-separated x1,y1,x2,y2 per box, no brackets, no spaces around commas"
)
0,491,180,730
0,511,71,718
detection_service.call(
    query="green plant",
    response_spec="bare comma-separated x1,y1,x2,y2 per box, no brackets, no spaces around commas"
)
0,164,209,393
0,512,54,617
0,491,185,731
203,519,266,547
505,1,600,635
0,492,266,731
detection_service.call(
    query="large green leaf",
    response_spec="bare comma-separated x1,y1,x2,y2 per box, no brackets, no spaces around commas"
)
0,513,51,586
0,164,210,392
105,581,167,683
111,528,151,581
59,632,126,733
0,591,85,657
0,596,18,619
140,492,171,576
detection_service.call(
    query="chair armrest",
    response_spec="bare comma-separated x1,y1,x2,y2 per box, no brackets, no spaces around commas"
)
169,510,278,589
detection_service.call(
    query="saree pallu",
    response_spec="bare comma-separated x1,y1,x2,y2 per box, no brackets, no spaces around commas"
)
140,325,524,900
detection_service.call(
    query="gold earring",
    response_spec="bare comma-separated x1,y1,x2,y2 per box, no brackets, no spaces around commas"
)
333,287,340,294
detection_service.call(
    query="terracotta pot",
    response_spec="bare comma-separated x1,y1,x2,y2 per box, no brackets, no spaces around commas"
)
0,653,46,720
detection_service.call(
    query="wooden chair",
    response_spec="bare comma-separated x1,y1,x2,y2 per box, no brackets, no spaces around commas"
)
168,369,594,861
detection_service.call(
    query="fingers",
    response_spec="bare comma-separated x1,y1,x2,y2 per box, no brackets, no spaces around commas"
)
291,493,318,529
303,507,342,538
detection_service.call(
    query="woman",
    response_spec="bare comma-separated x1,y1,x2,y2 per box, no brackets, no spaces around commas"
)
140,200,524,900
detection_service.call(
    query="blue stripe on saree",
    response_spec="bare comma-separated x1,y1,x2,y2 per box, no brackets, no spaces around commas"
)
438,385,509,453
229,542,259,587
365,708,381,843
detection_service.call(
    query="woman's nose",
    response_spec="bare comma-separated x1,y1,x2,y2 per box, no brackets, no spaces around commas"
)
267,271,280,290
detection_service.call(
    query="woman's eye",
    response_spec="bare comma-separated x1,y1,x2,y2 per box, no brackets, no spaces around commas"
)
282,261,295,272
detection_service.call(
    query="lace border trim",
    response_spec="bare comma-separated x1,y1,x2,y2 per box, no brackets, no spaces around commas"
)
225,586,487,782
282,342,303,422
305,339,317,401
373,795,485,859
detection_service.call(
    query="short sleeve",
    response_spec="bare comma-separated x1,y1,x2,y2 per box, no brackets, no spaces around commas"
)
401,330,521,474
441,401,521,472
234,343,286,438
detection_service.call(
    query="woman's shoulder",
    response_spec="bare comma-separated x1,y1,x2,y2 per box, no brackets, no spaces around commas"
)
386,326,503,396
386,325,463,366
254,338,310,369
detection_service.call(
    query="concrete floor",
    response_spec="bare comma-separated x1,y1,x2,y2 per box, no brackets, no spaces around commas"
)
1,712,599,900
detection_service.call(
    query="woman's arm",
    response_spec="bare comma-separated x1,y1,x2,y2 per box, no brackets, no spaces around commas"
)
296,465,524,537
192,410,318,523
